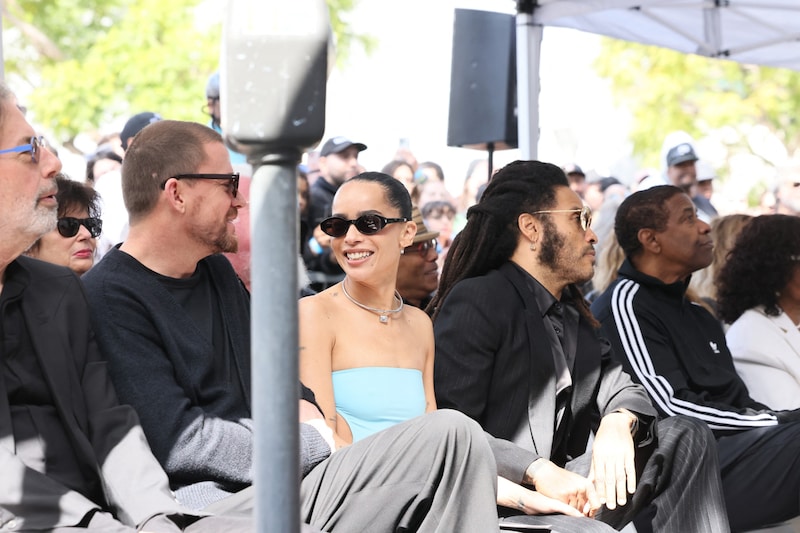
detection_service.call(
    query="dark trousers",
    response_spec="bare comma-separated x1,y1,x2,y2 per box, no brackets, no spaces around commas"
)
717,422,800,531
501,416,730,533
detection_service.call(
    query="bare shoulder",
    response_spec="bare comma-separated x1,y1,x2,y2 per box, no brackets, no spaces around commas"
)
298,284,345,326
404,305,434,335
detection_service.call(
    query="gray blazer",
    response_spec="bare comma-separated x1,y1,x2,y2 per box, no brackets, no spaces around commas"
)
0,256,189,530
434,261,656,480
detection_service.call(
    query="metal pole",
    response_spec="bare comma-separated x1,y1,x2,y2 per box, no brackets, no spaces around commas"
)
516,1,543,160
250,149,301,533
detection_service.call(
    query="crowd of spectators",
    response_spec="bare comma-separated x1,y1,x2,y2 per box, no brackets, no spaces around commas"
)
6,69,800,533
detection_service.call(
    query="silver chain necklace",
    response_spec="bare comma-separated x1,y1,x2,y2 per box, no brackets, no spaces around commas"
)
341,280,403,324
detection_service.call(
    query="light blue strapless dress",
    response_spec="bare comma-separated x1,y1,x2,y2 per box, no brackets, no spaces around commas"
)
331,367,426,442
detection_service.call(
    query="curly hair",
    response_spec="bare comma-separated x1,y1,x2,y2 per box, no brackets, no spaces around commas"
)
716,214,800,323
428,160,596,325
55,174,101,219
615,185,684,258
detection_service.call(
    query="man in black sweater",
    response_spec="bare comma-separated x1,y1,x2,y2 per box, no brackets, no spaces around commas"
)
592,185,800,531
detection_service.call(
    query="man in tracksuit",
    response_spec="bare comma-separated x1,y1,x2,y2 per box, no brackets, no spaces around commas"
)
592,184,800,531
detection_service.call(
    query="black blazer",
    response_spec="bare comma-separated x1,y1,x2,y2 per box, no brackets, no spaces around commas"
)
434,262,656,479
0,257,189,530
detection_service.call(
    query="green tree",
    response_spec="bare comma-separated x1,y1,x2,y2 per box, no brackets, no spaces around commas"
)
593,38,800,169
2,0,369,143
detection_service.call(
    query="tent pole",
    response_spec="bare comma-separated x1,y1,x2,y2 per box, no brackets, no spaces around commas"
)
516,0,542,160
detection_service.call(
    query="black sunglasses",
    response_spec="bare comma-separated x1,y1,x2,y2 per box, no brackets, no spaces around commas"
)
161,173,240,198
320,214,409,238
57,217,102,238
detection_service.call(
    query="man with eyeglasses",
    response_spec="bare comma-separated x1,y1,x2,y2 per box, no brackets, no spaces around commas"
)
0,86,250,529
430,160,730,532
83,119,503,532
396,206,440,309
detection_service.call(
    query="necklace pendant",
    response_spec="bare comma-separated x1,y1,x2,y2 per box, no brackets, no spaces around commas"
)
379,315,389,324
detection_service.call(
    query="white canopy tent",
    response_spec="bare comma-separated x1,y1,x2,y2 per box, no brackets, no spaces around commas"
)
516,0,800,158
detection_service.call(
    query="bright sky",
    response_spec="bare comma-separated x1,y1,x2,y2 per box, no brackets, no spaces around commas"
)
323,0,633,195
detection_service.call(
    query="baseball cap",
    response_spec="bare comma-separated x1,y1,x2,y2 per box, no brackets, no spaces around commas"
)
320,136,367,157
666,143,698,167
120,112,162,150
206,72,220,99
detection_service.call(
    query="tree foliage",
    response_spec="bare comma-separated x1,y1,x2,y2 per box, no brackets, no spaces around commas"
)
593,37,800,168
2,0,368,143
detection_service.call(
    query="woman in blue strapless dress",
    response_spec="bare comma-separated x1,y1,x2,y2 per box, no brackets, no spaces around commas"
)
299,171,436,447
298,171,591,521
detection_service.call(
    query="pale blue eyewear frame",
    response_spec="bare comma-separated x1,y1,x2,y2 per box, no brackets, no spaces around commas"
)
0,136,47,163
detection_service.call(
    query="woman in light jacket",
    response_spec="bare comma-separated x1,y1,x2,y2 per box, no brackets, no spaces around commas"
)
717,214,800,410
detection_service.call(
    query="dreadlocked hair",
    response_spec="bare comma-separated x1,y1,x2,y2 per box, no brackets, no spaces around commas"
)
427,160,568,320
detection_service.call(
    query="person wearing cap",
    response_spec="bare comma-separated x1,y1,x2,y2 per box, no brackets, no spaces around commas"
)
204,72,247,166
665,142,699,192
94,111,162,260
564,163,587,198
304,136,367,278
396,206,440,309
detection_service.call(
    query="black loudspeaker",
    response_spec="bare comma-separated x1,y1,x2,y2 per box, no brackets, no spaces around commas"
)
447,9,517,150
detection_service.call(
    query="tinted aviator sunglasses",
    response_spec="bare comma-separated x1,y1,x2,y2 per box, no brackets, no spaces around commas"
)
530,205,593,231
405,239,438,255
57,217,102,238
320,214,409,238
0,136,49,163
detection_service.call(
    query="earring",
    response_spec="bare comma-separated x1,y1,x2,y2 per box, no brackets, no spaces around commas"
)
400,248,405,255
530,241,536,251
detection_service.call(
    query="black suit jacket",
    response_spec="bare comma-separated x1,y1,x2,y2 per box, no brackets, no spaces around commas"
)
434,262,656,481
0,256,190,530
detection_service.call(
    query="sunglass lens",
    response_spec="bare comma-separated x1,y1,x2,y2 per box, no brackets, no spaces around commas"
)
321,217,347,237
581,208,592,231
355,214,383,235
86,218,102,237
57,218,80,238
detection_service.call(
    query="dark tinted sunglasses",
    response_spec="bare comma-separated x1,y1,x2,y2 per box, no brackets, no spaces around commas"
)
57,217,102,238
405,239,438,255
320,214,409,238
162,173,240,198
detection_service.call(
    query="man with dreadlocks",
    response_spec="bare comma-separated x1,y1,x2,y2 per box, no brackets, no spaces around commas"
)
429,160,730,533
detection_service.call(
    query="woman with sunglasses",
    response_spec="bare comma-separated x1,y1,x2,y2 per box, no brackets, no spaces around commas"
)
299,171,590,521
298,170,438,449
26,175,102,276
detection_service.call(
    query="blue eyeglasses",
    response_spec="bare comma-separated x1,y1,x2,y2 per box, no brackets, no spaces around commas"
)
0,136,48,164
